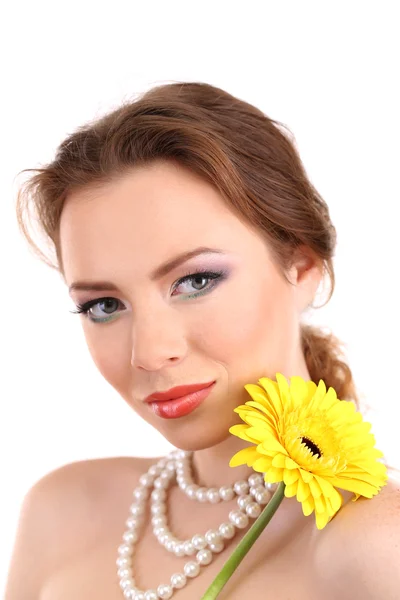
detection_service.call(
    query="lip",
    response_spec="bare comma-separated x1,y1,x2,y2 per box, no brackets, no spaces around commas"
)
146,381,216,419
144,380,216,403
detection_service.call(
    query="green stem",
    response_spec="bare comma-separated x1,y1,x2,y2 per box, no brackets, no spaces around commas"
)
200,481,286,600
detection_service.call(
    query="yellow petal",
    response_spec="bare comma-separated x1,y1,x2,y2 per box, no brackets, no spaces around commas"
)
258,437,288,456
289,376,311,410
316,510,331,530
309,477,322,499
285,481,298,497
285,456,299,470
275,373,291,407
283,468,299,486
244,384,279,421
265,467,284,483
314,494,327,514
229,424,253,442
301,495,315,516
252,456,273,472
296,476,311,502
299,469,314,483
229,446,259,467
272,454,287,468
327,477,381,498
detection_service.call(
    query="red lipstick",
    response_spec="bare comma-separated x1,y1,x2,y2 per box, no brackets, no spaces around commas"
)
145,381,216,419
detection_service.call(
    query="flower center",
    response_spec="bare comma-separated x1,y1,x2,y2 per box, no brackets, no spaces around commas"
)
300,436,322,458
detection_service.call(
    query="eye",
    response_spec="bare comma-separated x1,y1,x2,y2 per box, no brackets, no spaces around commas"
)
171,269,226,297
70,269,228,323
70,297,124,323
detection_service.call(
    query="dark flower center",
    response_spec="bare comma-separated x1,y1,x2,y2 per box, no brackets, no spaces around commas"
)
300,436,322,458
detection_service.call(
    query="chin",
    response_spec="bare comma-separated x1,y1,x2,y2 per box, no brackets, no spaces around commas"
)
158,414,239,452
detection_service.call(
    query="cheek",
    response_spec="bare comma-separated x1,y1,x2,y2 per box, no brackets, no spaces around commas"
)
82,328,129,394
195,277,298,370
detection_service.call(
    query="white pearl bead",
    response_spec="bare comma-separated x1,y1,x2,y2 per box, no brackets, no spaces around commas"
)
154,478,168,489
234,512,249,529
151,515,166,527
233,480,250,496
157,583,173,599
170,572,187,589
177,450,191,459
255,489,272,505
184,560,200,578
219,485,235,501
133,593,145,600
237,494,252,509
183,540,196,555
196,548,213,565
117,556,132,568
219,522,236,539
118,543,131,556
246,502,262,518
118,566,132,578
173,542,186,557
209,540,224,553
151,489,166,502
205,529,222,545
229,509,240,524
265,481,277,491
123,531,138,544
148,465,160,476
165,460,175,472
123,589,137,599
139,474,153,487
151,503,166,515
192,534,207,550
186,484,199,499
249,485,260,498
207,487,221,503
130,504,145,517
196,487,209,502
158,533,169,545
144,591,158,600
126,516,140,529
133,487,149,502
165,539,176,552
248,473,264,487
120,576,134,589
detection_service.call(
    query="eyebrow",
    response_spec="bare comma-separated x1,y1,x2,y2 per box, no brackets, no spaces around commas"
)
68,247,226,293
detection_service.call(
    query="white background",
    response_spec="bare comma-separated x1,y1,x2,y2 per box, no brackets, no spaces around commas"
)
1,1,399,595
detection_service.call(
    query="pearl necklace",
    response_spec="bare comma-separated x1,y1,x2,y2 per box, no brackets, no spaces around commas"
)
116,449,277,599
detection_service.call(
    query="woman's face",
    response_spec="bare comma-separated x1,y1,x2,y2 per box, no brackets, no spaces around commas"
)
60,160,321,450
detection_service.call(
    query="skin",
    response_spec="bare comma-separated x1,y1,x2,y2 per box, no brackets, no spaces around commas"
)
60,159,323,489
6,159,399,599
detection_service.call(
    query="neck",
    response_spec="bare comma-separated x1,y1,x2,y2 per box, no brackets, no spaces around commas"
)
191,434,255,488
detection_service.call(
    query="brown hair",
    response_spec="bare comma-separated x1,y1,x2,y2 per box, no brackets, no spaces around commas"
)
15,81,359,406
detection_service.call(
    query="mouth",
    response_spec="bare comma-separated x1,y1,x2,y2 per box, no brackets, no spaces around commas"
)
147,381,216,419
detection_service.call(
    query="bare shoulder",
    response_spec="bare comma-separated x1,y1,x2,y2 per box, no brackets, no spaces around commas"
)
4,455,160,599
316,477,400,598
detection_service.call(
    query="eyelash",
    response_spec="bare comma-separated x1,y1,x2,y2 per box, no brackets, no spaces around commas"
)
70,269,227,324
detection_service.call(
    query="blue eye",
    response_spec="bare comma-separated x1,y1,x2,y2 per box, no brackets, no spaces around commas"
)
172,269,225,298
70,269,226,323
70,297,124,323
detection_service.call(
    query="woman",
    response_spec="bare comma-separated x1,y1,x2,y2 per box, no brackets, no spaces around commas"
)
6,82,399,599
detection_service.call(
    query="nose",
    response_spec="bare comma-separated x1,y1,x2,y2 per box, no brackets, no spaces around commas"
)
130,308,187,371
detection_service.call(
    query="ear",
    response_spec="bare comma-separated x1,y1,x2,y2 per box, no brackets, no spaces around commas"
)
287,246,324,313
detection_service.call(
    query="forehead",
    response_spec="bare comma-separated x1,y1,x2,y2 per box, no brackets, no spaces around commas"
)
59,161,265,283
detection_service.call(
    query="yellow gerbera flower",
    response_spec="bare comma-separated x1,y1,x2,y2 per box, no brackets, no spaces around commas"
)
229,373,388,530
